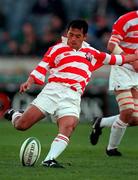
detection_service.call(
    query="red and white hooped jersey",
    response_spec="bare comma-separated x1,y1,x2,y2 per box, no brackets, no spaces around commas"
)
30,37,124,94
109,11,138,54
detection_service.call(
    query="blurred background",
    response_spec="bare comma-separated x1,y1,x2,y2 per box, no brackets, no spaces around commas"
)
0,0,137,121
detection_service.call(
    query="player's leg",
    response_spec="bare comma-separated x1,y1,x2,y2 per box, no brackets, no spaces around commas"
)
106,89,134,156
42,115,78,168
90,115,119,145
4,104,45,130
42,87,80,168
128,88,138,126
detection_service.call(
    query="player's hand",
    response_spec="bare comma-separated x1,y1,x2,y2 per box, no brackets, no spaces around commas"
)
131,61,138,72
19,81,32,93
19,76,34,93
135,49,138,58
132,50,138,72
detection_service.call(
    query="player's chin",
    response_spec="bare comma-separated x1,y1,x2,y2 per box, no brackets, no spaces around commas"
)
132,61,138,72
134,68,138,72
69,42,78,49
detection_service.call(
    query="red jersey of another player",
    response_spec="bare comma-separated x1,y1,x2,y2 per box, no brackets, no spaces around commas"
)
109,11,138,54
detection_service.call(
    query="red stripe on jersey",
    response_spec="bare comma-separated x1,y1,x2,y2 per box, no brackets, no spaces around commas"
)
93,51,105,62
120,102,134,107
48,76,78,85
59,66,89,79
127,24,138,33
45,46,72,61
121,47,136,54
30,74,45,85
80,81,87,92
35,66,47,75
122,37,138,43
108,54,117,65
117,96,133,102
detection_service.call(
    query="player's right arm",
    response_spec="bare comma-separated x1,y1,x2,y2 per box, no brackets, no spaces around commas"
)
107,41,124,55
107,13,125,55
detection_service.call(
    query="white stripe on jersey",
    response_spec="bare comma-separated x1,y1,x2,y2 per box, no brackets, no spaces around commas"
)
120,42,138,49
72,83,83,92
103,53,111,64
123,18,138,32
49,43,68,56
31,70,45,82
39,61,49,69
127,31,138,38
114,55,123,65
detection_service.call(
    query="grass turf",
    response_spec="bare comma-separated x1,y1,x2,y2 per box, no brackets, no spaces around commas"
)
0,120,138,180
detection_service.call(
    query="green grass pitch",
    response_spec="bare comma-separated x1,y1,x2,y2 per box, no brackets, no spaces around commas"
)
0,120,138,180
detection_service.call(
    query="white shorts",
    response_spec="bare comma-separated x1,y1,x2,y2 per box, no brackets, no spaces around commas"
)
109,66,138,91
31,82,81,121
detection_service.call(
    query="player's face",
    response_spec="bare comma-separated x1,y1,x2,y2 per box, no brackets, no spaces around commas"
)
67,27,87,50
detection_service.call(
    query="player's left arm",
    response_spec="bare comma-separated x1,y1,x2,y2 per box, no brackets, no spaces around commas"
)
94,50,138,66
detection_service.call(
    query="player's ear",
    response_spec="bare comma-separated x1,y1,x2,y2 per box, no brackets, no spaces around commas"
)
84,34,87,41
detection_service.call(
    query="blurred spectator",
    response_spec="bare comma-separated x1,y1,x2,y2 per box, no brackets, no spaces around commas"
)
6,40,19,55
87,14,111,51
2,0,35,38
0,31,19,56
30,0,67,29
35,27,57,56
0,0,137,57
30,0,67,34
50,15,65,34
94,15,110,38
17,22,37,56
0,7,6,31
63,0,97,20
107,0,137,18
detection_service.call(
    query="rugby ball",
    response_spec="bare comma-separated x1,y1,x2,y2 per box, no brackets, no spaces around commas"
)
19,137,41,166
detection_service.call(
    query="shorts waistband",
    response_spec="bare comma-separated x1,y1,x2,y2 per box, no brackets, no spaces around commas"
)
48,82,80,93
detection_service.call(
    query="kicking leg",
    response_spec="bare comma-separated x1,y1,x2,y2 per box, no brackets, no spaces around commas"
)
4,105,45,130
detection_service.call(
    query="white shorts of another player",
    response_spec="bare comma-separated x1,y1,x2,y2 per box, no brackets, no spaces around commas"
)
109,65,138,91
31,82,81,122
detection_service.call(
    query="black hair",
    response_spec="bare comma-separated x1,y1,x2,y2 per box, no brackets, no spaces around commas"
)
67,19,88,35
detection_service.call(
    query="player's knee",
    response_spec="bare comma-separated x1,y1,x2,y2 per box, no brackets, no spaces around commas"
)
62,121,78,137
64,121,76,132
120,108,134,121
124,108,134,117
